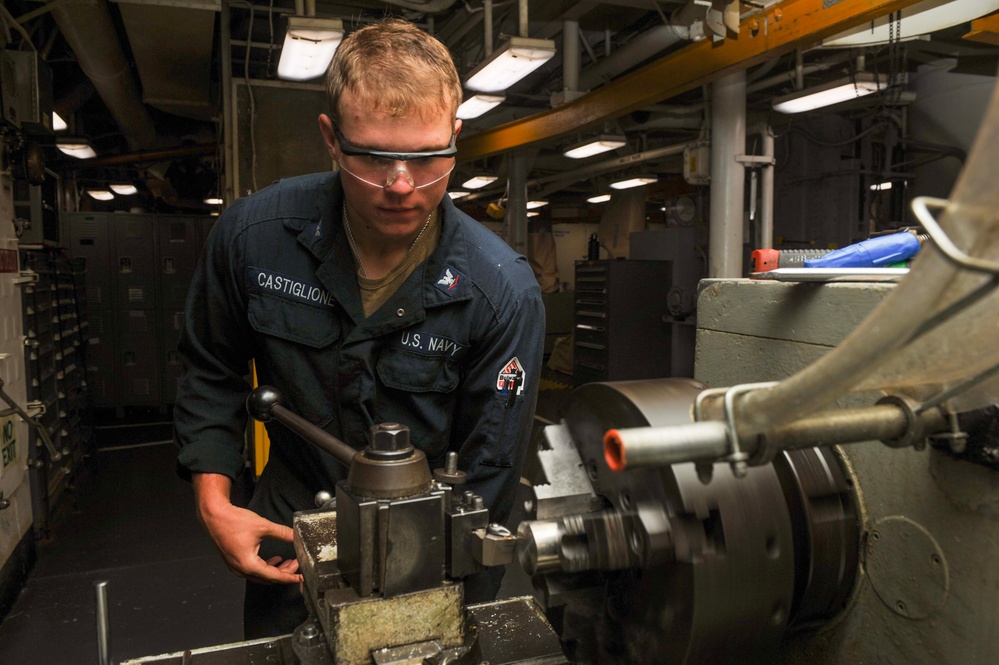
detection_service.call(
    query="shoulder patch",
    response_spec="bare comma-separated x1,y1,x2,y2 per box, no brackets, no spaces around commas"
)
497,357,526,395
435,266,466,296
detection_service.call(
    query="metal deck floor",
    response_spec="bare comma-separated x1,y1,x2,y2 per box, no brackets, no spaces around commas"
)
0,425,244,664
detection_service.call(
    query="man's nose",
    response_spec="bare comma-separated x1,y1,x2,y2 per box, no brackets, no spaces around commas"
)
385,163,416,192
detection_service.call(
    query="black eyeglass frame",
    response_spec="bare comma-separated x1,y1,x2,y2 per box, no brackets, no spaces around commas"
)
334,127,458,162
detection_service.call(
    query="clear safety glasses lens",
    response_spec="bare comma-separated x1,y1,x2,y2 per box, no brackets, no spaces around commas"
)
338,158,455,190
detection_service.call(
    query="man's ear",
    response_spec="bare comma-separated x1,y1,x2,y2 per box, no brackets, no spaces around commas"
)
318,114,337,159
454,118,463,139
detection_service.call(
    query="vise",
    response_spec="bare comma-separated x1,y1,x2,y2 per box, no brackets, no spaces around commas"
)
244,386,564,665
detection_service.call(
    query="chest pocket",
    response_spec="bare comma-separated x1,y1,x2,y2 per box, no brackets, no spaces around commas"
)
247,291,340,348
376,346,460,393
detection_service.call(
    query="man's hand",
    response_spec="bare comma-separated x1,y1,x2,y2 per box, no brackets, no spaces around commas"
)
192,473,303,585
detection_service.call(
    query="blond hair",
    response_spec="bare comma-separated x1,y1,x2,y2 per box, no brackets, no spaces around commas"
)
326,18,462,125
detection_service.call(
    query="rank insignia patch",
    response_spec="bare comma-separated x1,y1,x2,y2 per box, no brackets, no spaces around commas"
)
435,266,465,296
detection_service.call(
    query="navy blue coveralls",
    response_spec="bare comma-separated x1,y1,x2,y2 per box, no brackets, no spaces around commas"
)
174,172,545,637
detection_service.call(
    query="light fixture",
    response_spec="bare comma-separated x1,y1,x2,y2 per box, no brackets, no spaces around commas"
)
587,194,612,204
462,175,498,189
527,200,549,209
277,16,344,81
563,135,628,159
610,175,657,190
204,196,224,205
465,37,557,93
110,183,138,196
56,137,96,159
86,189,114,201
457,94,505,120
871,181,893,191
527,211,539,217
772,72,888,114
448,191,470,199
52,112,67,131
824,0,999,47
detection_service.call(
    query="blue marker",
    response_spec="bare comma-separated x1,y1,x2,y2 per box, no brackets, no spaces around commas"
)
804,231,923,269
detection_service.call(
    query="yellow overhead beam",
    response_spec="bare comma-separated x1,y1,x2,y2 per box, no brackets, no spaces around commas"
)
964,11,999,46
457,0,925,161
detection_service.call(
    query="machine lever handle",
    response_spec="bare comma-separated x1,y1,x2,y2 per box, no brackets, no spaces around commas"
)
247,386,357,467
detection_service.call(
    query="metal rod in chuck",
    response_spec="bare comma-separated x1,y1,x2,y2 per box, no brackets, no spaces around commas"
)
606,403,947,471
605,421,729,470
95,580,110,665
246,386,357,467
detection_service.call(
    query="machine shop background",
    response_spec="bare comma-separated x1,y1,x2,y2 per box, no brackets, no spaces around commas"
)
0,0,998,663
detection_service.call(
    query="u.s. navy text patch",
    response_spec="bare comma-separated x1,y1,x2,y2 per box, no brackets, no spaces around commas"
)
391,331,467,359
248,267,335,308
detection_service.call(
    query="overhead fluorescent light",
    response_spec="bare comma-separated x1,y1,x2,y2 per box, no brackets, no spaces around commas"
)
448,190,470,199
610,175,657,190
871,181,893,191
527,211,539,217
772,72,888,114
56,138,96,159
204,196,224,205
564,135,628,159
52,111,67,131
86,189,114,201
824,0,999,47
465,37,557,93
462,175,498,189
277,16,344,81
457,94,505,119
110,183,137,196
527,200,548,209
587,194,612,203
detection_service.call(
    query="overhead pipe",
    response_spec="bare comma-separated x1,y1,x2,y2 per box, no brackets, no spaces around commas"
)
563,20,580,93
462,140,691,203
749,122,775,249
709,70,746,278
221,0,234,204
746,51,852,95
374,0,460,12
578,1,703,92
51,0,157,151
73,142,217,167
578,24,685,91
508,150,529,255
484,0,493,56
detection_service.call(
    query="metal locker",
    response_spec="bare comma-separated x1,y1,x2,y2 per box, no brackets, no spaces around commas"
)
85,309,119,408
160,309,184,404
157,217,200,310
197,215,217,257
63,212,113,310
116,309,162,406
113,215,158,310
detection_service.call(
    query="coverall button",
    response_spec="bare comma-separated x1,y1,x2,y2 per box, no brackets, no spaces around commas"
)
396,308,405,316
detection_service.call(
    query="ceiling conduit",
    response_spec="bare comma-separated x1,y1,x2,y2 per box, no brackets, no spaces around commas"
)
578,2,704,91
51,0,157,151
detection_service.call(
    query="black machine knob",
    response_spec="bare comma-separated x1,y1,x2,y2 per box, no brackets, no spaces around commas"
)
246,385,283,422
